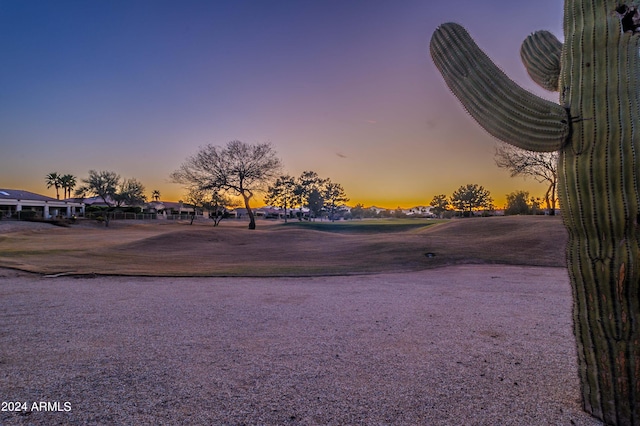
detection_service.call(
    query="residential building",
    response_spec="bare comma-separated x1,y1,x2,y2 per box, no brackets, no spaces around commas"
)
0,189,84,219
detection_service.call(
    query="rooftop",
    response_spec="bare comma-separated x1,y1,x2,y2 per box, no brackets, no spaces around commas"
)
0,188,59,202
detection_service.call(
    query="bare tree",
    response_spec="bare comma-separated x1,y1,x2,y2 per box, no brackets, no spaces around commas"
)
183,187,236,226
184,187,207,225
206,190,237,226
171,140,281,229
495,144,558,215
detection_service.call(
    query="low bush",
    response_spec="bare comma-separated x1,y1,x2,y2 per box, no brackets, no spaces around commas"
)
14,210,39,221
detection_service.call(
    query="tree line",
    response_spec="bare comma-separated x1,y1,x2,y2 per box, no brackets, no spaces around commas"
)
45,170,152,227
48,144,279,227
45,172,77,200
170,140,349,228
45,140,558,227
264,171,349,223
429,186,549,218
429,184,493,218
427,144,559,218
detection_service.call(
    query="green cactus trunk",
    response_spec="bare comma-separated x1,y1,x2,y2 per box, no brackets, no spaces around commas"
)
559,2,640,423
431,1,640,423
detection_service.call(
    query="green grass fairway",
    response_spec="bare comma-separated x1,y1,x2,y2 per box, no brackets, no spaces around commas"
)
0,216,567,276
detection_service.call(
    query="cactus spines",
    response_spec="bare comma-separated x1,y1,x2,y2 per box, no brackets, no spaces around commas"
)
430,23,569,153
431,2,640,424
520,30,563,92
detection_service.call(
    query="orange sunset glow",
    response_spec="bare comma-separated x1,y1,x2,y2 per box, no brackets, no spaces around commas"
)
1,1,564,209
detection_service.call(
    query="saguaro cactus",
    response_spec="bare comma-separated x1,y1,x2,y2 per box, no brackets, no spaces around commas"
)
430,2,640,425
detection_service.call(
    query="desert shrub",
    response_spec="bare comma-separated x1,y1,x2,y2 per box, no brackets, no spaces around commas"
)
442,210,456,219
86,206,108,216
505,191,532,215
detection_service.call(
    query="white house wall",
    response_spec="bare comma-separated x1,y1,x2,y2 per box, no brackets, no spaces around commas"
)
0,199,84,218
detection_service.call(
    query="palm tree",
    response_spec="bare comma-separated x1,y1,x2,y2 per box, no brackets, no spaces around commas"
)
60,174,77,199
45,172,62,199
152,189,161,201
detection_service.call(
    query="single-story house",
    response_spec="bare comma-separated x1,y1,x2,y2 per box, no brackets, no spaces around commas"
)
145,201,197,216
255,206,298,219
0,189,85,219
233,206,306,220
81,195,115,208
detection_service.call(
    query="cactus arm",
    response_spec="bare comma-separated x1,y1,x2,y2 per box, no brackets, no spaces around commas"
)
430,22,569,152
431,4,640,423
520,30,563,92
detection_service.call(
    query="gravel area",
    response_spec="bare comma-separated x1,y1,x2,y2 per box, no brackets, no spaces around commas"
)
0,221,61,232
0,265,602,425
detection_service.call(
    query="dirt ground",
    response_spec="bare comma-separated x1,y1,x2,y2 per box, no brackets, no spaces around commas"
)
0,265,602,425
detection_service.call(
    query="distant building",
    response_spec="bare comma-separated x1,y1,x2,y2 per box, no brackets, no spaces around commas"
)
368,206,388,215
80,195,115,208
255,206,298,219
405,206,436,217
0,189,84,219
145,201,195,214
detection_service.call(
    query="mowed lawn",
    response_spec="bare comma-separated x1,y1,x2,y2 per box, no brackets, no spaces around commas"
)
0,216,567,276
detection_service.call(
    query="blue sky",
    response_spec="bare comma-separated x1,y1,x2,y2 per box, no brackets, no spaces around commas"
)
1,0,564,207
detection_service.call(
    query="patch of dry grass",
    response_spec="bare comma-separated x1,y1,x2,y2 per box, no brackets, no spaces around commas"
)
0,216,567,276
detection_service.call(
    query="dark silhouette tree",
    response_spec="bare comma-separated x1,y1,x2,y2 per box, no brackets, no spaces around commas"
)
323,180,349,221
350,204,365,220
75,170,146,227
206,190,237,226
171,140,281,230
113,178,146,208
429,194,450,218
504,190,531,215
59,174,77,199
450,184,493,217
45,172,62,199
264,175,296,223
184,187,205,225
494,144,558,215
307,189,324,220
294,171,326,220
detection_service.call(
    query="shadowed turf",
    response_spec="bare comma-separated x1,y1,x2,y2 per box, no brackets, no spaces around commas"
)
0,216,566,276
